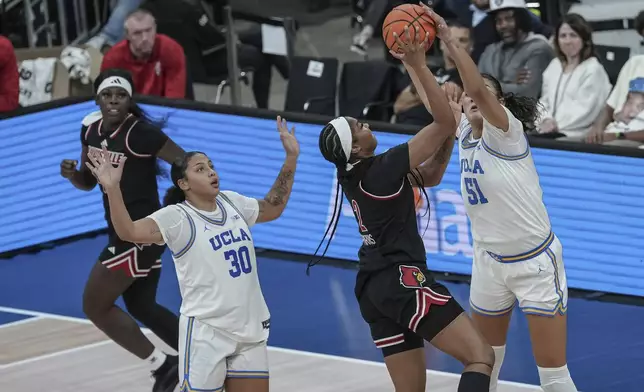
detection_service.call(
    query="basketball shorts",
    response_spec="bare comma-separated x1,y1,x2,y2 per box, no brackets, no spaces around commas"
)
356,264,464,357
98,236,165,278
179,315,269,391
470,232,568,317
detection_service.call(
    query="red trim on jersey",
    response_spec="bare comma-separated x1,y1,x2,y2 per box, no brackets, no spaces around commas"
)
358,179,405,200
408,287,451,332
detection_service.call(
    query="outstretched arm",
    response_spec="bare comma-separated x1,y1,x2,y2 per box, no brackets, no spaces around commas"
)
423,5,509,132
255,116,300,223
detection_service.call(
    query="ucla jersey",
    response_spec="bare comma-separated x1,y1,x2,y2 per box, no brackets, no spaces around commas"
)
457,108,551,255
149,191,269,343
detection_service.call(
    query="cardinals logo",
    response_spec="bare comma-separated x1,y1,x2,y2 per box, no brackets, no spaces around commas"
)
399,265,427,289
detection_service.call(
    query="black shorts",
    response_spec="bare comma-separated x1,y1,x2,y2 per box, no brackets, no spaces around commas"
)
356,264,464,357
98,236,166,278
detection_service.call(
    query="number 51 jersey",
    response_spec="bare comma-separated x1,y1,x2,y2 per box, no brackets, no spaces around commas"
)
149,190,270,343
457,108,551,256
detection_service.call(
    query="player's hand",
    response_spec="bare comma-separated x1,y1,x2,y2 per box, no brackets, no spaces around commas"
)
443,82,464,124
277,115,299,159
85,145,126,190
60,159,78,179
419,3,450,43
389,25,428,70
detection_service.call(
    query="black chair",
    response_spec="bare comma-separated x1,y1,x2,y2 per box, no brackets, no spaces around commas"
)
284,56,339,116
338,60,399,122
595,44,631,86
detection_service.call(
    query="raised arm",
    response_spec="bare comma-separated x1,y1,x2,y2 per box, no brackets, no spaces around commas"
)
391,27,456,170
423,6,509,132
255,116,300,223
86,145,164,244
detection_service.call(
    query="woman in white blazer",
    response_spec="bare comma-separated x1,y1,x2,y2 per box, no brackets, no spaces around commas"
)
537,13,612,140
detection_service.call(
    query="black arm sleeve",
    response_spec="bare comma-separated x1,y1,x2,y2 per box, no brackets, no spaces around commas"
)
361,143,410,196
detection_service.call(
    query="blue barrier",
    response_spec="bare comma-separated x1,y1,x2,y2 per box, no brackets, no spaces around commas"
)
2,101,644,297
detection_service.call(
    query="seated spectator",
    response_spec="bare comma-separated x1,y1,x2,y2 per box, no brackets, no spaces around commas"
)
586,55,644,145
101,8,187,99
86,0,144,53
536,14,611,140
445,0,553,63
394,19,470,126
477,0,554,98
0,35,19,113
141,0,289,109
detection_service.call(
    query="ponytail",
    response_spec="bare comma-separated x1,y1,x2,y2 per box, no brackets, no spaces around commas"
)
163,185,186,206
502,92,541,132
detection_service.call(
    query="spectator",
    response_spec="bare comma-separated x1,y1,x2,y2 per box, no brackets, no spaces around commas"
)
586,55,644,145
101,8,187,99
536,14,611,140
0,35,19,113
444,0,552,63
477,0,554,98
142,0,289,109
394,19,471,126
86,0,145,53
635,10,644,38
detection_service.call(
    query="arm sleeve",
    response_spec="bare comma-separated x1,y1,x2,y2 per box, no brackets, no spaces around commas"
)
161,40,187,98
126,122,169,157
147,205,192,253
482,106,528,155
220,190,260,228
361,143,411,196
500,46,553,98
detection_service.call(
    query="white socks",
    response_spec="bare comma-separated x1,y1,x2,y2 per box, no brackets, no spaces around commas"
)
145,348,167,370
538,365,578,392
489,345,506,392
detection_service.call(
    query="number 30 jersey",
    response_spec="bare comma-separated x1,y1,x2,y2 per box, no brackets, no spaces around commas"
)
457,107,551,256
148,191,270,343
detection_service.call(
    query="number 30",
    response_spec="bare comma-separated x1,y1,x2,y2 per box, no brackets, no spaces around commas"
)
225,246,252,278
464,177,488,205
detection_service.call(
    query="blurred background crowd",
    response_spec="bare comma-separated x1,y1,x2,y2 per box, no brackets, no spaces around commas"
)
1,0,643,147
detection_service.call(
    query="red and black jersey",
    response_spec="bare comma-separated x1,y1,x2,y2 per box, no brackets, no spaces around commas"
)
339,143,427,274
80,111,168,236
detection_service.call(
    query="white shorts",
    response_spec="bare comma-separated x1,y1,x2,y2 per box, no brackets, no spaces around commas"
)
179,315,269,391
469,232,568,317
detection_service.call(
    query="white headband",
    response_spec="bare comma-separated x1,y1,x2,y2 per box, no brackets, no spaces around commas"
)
97,76,133,97
329,117,354,171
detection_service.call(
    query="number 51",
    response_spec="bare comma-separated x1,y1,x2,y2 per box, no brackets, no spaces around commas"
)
464,177,488,205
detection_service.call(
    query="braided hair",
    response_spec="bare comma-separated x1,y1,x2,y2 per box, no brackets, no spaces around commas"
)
481,73,541,132
309,121,431,274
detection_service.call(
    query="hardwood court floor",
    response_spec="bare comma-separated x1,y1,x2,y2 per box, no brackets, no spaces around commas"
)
0,311,538,392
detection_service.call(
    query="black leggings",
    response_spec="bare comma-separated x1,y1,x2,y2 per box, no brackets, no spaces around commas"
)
122,268,179,351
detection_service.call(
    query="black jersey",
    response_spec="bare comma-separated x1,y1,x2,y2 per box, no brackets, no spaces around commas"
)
340,143,427,273
81,111,169,236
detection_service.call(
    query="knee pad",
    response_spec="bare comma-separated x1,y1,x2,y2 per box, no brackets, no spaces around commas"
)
538,365,578,392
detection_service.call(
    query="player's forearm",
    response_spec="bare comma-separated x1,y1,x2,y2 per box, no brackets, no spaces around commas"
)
259,157,297,222
413,65,452,126
69,170,97,191
444,39,486,100
403,63,430,112
418,135,455,186
104,185,137,241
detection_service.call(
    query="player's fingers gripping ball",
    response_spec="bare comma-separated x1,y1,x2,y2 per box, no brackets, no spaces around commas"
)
382,4,436,54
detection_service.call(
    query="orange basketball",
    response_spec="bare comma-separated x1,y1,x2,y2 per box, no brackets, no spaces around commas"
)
382,4,436,54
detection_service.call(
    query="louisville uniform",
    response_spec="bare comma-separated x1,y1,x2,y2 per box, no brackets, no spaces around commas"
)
457,107,568,317
340,143,464,356
81,111,168,277
148,191,270,391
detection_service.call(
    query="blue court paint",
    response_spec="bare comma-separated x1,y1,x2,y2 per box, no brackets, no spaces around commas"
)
1,235,643,391
0,311,33,326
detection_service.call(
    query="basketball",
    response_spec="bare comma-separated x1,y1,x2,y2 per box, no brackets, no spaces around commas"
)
382,4,436,54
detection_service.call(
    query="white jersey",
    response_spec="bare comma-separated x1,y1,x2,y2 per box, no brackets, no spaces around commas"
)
149,190,270,343
457,107,551,255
